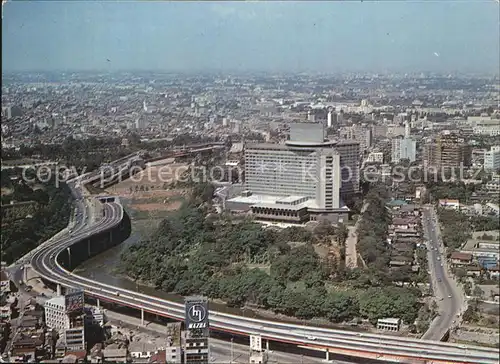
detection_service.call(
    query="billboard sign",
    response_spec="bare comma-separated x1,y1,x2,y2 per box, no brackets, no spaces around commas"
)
185,296,209,332
250,335,262,352
65,290,84,313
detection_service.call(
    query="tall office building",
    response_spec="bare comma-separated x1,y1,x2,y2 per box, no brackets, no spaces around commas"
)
424,132,472,168
339,125,372,154
484,146,500,171
392,137,417,164
227,123,358,222
44,291,85,352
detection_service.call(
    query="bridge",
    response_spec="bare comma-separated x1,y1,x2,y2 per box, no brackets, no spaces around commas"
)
26,159,500,364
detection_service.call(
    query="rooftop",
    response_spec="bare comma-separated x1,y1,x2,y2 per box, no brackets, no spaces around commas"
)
227,194,319,210
246,139,359,151
378,318,401,324
45,295,65,308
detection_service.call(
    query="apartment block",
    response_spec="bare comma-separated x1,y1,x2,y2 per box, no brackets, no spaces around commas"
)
424,132,472,168
484,146,500,171
392,137,417,164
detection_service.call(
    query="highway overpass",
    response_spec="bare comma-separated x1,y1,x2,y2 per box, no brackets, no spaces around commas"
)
27,172,500,364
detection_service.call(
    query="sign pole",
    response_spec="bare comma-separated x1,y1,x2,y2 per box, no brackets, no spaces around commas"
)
230,337,234,364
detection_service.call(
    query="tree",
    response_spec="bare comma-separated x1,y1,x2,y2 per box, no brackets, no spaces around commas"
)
323,292,359,323
454,267,467,281
463,281,472,296
314,220,336,239
462,300,480,323
334,223,349,245
473,285,484,299
358,287,420,325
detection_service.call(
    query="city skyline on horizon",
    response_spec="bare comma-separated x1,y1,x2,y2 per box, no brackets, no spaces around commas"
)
2,1,499,74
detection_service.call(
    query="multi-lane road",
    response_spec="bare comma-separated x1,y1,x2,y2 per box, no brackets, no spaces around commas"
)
21,174,500,364
421,206,463,341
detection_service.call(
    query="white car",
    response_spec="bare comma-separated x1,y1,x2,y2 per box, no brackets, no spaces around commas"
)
306,336,317,341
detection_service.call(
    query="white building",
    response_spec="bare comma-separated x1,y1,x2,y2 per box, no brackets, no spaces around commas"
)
227,123,357,223
392,137,417,164
129,341,158,359
484,146,500,171
135,118,147,130
377,318,401,332
469,117,500,136
1,106,12,119
45,296,70,330
44,295,85,352
386,125,406,138
367,152,384,164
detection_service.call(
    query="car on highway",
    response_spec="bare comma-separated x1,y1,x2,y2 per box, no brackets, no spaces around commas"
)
306,336,317,341
437,257,441,261
448,295,452,298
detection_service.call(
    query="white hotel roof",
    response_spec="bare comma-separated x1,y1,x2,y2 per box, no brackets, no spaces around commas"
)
227,194,319,210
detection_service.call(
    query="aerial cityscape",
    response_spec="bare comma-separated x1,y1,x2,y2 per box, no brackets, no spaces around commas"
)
1,1,499,364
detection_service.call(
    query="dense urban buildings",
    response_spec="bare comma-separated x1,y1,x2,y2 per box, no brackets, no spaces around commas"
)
1,0,500,361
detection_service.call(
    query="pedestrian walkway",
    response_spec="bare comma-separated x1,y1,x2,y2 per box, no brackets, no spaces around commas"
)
345,203,369,269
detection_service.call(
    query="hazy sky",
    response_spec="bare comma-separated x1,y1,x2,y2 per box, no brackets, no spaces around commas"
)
2,1,499,73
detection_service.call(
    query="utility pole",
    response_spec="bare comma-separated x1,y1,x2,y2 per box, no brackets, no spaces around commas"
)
230,337,234,364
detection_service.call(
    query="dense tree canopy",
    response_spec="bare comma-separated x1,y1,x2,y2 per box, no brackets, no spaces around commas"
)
357,185,391,269
437,208,499,250
119,184,421,325
1,176,72,264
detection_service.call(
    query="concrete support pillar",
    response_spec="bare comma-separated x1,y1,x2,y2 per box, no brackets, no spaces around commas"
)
266,339,269,351
57,284,61,296
96,299,100,308
141,308,144,326
325,350,330,361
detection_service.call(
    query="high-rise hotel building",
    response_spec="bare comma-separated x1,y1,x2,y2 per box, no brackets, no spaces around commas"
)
227,123,359,223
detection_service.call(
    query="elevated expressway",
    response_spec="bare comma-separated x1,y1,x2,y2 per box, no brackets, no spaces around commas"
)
29,180,499,364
